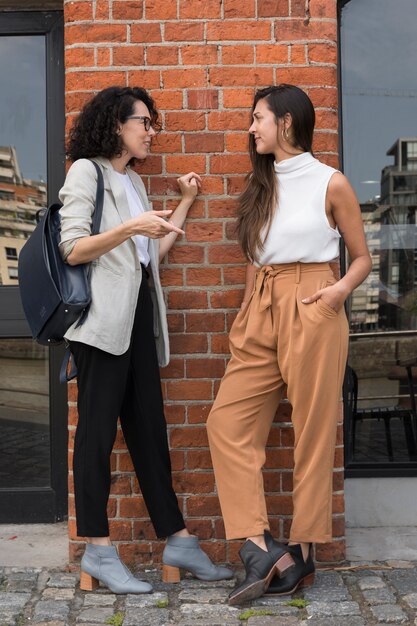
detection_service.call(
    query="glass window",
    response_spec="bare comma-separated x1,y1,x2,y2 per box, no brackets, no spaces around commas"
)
341,0,417,468
5,247,17,260
0,338,50,488
0,36,46,287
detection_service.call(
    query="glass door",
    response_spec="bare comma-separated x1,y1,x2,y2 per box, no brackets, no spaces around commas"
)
340,0,417,474
0,12,67,521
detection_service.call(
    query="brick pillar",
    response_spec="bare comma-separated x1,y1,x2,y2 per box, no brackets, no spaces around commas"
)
65,0,344,567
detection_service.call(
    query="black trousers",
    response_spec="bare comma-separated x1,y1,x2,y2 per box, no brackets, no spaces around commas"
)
70,271,185,538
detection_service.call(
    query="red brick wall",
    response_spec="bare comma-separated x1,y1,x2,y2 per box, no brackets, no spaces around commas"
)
65,0,345,566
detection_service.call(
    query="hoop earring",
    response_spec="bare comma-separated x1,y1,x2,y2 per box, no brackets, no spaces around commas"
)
281,128,289,142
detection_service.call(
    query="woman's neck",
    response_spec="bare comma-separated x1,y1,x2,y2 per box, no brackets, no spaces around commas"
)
110,154,130,173
274,145,304,163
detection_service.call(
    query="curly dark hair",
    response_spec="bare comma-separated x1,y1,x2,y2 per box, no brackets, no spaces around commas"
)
67,86,161,163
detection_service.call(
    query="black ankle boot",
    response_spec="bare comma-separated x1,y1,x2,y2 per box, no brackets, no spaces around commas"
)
228,530,295,606
265,543,315,595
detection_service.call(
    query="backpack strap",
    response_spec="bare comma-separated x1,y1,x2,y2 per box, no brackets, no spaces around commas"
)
59,345,78,384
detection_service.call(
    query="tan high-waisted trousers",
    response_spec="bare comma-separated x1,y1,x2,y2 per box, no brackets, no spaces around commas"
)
207,262,349,543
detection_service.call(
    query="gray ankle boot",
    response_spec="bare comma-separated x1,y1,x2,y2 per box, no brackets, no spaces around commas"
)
162,535,234,582
80,544,153,594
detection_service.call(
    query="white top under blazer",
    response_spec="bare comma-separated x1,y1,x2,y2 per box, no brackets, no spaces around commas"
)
257,151,340,266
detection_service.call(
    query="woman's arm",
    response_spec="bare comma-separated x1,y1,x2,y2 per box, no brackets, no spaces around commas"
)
302,172,372,311
158,172,202,262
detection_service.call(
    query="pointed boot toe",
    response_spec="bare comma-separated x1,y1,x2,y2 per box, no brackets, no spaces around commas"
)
80,544,153,594
162,535,234,582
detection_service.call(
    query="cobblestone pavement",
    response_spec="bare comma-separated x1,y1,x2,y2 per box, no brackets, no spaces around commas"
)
1,562,417,626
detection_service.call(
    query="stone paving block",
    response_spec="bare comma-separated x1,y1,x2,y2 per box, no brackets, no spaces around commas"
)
178,588,229,604
82,592,116,606
124,607,170,625
303,586,352,602
126,591,168,607
301,615,367,626
46,574,78,589
0,591,30,610
3,571,39,593
386,561,415,569
306,601,361,618
32,622,67,626
42,587,75,601
175,622,239,626
247,617,300,625
177,578,235,590
370,604,409,623
32,600,70,623
362,588,396,605
76,606,115,623
402,592,417,609
313,571,345,588
0,611,21,626
385,568,417,595
239,603,300,617
357,576,387,591
180,602,240,620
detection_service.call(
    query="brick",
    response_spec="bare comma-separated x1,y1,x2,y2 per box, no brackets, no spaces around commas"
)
113,1,143,19
66,91,94,112
149,175,183,195
186,496,221,516
109,520,133,541
150,89,183,109
110,474,132,495
224,0,255,17
309,0,337,18
167,380,212,400
66,70,125,91
95,0,109,19
164,404,186,424
170,449,185,469
207,21,271,41
315,108,338,130
256,43,288,64
315,540,345,563
164,21,204,42
210,289,243,308
207,198,238,218
223,265,246,285
290,43,307,64
65,1,94,22
163,68,207,88
97,47,111,66
145,0,177,19
277,65,337,87
308,42,337,64
211,333,230,353
291,0,308,16
186,358,226,378
307,86,337,108
186,519,214,538
119,496,149,518
159,267,183,286
147,45,179,65
181,44,218,65
165,111,206,131
166,154,206,174
179,0,221,18
170,426,209,448
185,221,223,242
208,243,244,264
210,66,273,87
113,45,144,66
225,133,249,152
127,69,160,88
223,88,255,108
186,311,225,332
258,0,289,16
208,110,251,131
210,154,251,174
173,471,215,493
133,521,158,540
186,267,222,285
200,176,224,194
65,23,126,44
275,19,337,41
118,452,135,472
185,132,224,153
167,244,205,264
131,23,161,43
170,334,208,354
188,89,219,109
222,44,254,65
187,450,213,468
168,290,208,309
152,133,182,153
166,312,184,332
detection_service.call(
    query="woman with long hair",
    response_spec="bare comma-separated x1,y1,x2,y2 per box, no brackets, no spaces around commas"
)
207,84,371,605
59,86,233,594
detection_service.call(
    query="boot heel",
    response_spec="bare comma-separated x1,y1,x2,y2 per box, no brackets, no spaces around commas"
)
162,564,181,583
275,552,295,577
300,572,315,587
80,570,99,591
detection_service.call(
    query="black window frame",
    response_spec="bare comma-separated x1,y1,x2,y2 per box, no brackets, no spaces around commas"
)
338,0,417,478
0,10,68,521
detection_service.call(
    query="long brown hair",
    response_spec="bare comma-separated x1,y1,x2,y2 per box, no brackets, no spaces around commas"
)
237,85,315,262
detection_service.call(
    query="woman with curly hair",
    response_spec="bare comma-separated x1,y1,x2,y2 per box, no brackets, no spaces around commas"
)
59,86,233,594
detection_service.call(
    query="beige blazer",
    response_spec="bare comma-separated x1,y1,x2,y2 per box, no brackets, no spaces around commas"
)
58,156,170,366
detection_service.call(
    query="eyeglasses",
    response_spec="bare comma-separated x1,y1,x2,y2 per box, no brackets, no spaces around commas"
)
125,115,152,131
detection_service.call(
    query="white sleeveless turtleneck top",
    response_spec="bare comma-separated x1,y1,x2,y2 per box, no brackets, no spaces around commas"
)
257,151,340,266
